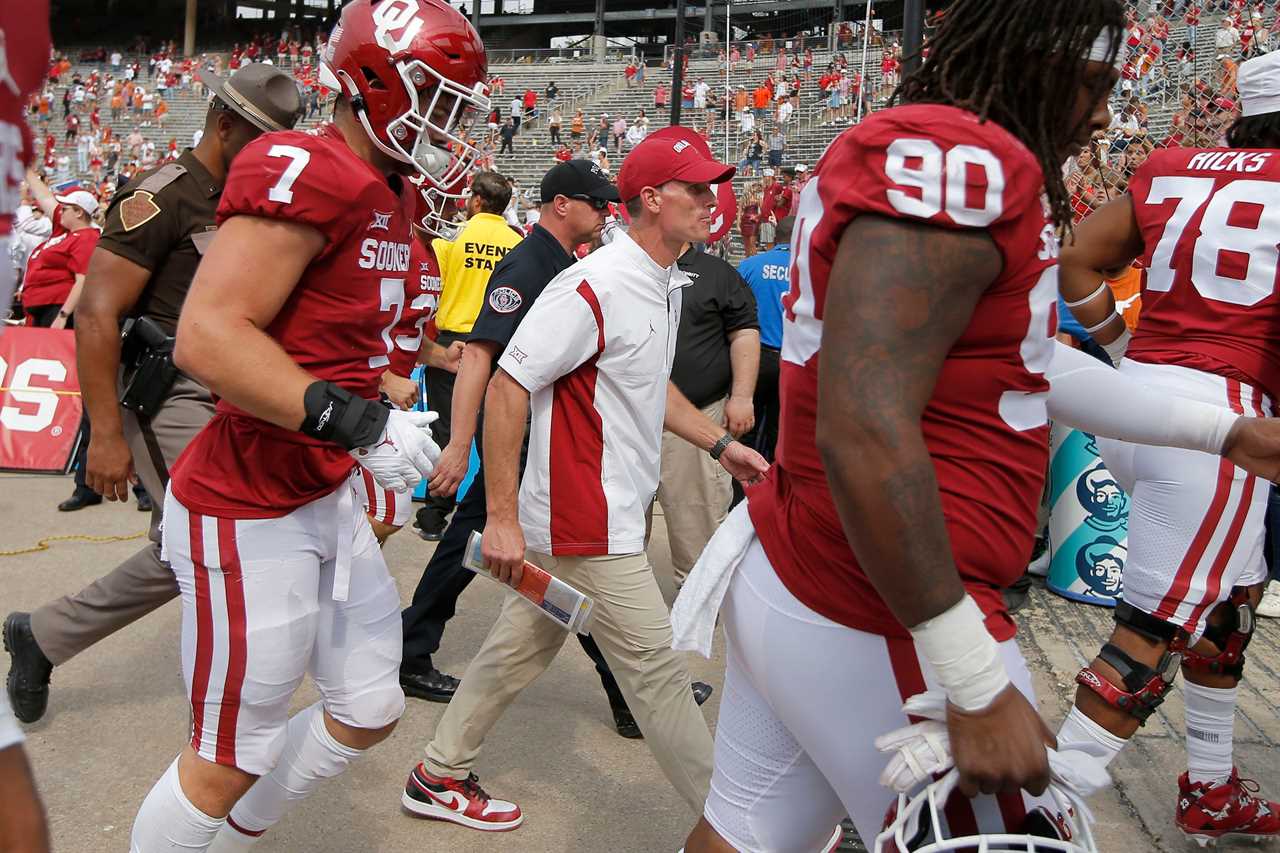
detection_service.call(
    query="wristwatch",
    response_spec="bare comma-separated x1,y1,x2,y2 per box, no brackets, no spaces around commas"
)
709,433,735,461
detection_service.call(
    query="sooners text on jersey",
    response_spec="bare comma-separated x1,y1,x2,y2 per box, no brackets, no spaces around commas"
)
1124,147,1280,400
748,104,1059,642
387,237,442,378
170,124,414,518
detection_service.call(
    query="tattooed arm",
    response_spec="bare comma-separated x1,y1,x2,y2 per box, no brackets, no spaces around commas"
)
816,214,998,626
817,214,1053,798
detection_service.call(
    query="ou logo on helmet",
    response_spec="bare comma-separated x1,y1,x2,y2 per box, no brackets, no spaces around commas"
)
371,0,425,53
707,181,738,243
617,182,737,243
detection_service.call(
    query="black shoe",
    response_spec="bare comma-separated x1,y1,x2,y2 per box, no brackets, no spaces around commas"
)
4,613,53,724
400,668,460,703
136,492,153,512
612,706,643,739
412,508,447,542
612,682,714,739
58,490,102,512
1003,572,1034,613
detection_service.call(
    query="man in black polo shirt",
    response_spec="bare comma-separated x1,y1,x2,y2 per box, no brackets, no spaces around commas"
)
655,246,760,589
400,161,712,736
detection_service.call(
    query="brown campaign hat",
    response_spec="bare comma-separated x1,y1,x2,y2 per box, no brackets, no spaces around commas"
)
198,63,303,133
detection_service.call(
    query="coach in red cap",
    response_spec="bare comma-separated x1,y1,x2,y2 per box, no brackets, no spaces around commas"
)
415,132,766,826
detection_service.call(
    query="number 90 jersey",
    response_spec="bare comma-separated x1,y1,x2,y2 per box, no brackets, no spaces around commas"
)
747,104,1058,642
1124,147,1280,401
170,124,415,519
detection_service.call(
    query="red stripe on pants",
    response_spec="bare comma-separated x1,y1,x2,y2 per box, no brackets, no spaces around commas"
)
381,488,396,525
361,469,379,517
884,636,979,837
1184,387,1263,631
1154,379,1245,623
188,512,214,754
215,518,248,767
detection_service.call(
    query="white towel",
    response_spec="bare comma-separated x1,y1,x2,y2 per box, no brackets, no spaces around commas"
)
670,501,756,658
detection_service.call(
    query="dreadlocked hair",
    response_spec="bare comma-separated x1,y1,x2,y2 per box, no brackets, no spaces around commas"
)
895,0,1125,230
1227,112,1280,150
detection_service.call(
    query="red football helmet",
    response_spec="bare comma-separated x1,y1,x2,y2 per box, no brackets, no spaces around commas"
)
319,0,489,190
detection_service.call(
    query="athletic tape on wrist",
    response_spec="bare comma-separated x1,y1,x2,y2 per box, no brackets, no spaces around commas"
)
1100,326,1130,368
910,595,1011,712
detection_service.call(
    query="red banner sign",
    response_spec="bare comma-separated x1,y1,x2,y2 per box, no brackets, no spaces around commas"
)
0,327,83,473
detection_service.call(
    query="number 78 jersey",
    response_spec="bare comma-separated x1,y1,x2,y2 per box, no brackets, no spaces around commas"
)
1125,147,1280,400
748,104,1059,641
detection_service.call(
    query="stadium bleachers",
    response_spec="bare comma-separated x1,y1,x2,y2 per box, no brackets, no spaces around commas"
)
35,3,1280,263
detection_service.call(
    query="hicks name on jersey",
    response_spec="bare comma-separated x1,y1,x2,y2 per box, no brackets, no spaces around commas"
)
357,238,412,272
1185,151,1274,173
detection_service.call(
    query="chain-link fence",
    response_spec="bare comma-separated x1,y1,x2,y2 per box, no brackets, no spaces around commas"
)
1064,1,1276,223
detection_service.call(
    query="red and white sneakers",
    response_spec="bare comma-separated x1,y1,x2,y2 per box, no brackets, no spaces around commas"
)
1176,768,1280,847
402,763,523,831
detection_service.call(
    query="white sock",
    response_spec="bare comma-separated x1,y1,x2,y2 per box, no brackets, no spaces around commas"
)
1057,705,1129,769
209,703,362,848
131,757,225,852
1184,681,1236,786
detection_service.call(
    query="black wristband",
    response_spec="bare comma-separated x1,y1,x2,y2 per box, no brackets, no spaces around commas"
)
301,380,389,451
709,433,735,461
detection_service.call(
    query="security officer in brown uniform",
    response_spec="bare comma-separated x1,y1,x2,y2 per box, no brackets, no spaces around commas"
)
2,64,303,723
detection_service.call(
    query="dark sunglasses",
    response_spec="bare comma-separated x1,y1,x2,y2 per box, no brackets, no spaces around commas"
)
567,194,611,210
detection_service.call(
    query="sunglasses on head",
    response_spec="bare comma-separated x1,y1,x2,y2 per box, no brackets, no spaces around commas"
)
568,194,610,210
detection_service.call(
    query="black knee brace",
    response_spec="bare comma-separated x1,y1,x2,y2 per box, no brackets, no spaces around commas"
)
1074,602,1186,725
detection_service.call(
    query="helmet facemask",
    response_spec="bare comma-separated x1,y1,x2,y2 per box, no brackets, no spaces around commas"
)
410,174,465,240
369,57,487,189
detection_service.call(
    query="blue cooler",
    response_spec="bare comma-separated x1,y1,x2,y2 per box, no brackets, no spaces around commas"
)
1046,422,1129,607
411,366,481,503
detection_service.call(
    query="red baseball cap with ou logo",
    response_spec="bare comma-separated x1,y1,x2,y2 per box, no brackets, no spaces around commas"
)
616,126,736,201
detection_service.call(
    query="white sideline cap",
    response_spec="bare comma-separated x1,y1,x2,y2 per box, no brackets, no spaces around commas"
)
1240,52,1280,117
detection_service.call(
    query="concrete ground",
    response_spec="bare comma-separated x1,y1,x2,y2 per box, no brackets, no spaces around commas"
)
2,472,1279,852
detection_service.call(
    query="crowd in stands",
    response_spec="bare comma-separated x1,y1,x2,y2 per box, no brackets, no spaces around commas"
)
21,29,334,235
18,0,1280,271
1066,0,1280,219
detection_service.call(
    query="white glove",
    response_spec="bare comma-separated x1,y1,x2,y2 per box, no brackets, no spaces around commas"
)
350,410,441,492
876,690,1113,800
876,718,952,793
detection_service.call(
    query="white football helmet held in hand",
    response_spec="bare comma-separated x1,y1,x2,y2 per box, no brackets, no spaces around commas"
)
876,767,1098,853
350,409,441,491
875,692,1107,853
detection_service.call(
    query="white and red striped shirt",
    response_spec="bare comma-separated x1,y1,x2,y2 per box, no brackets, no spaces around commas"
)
498,230,690,556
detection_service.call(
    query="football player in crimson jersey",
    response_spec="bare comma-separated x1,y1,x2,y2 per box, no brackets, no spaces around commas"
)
1,0,51,314
128,1,489,850
1,6,54,849
359,216,464,545
681,3,1280,852
1055,51,1280,845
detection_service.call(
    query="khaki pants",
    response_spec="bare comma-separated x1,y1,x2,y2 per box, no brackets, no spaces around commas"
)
654,397,732,588
30,374,214,664
424,551,714,813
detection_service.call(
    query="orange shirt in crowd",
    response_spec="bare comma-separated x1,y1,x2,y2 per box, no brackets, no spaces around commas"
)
1106,264,1143,332
752,85,770,109
733,89,748,111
